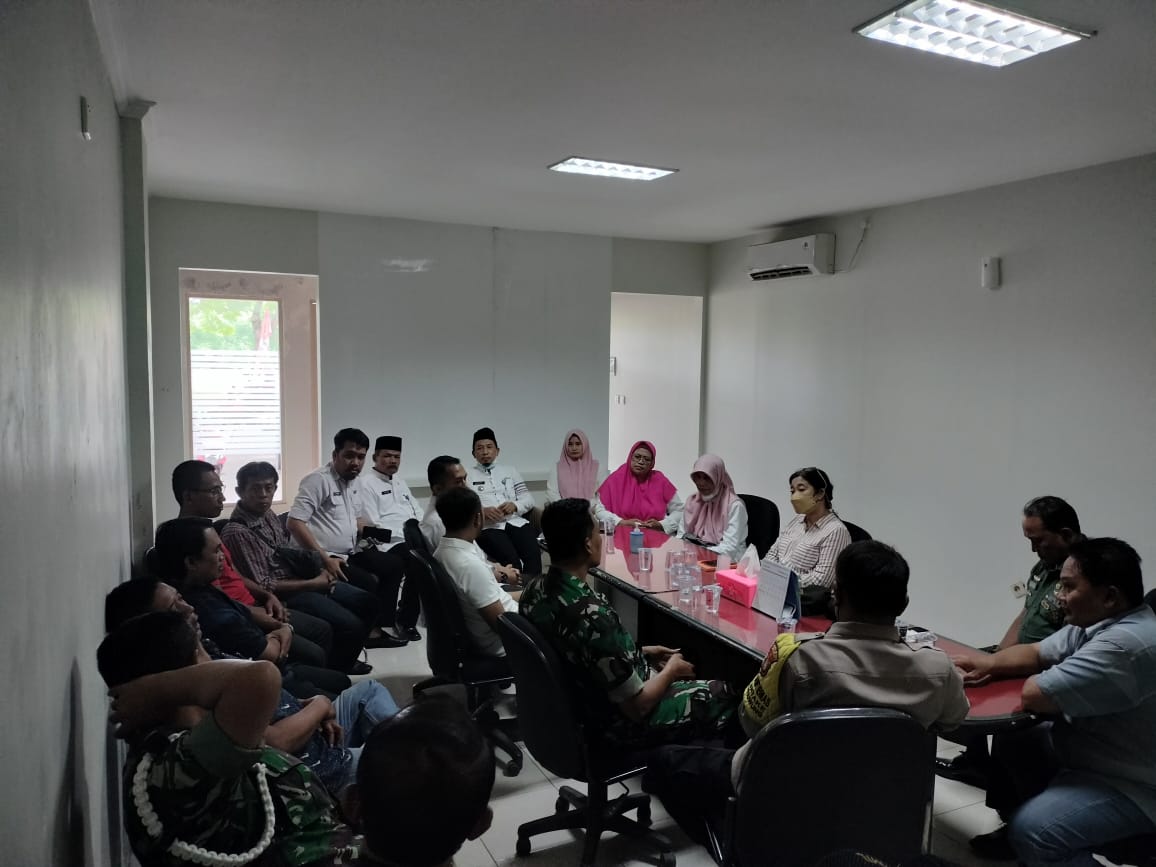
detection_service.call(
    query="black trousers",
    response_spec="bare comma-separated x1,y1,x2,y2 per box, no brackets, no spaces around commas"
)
285,581,378,673
280,663,352,700
641,744,736,848
478,523,542,575
986,723,1059,817
348,545,421,629
285,609,332,669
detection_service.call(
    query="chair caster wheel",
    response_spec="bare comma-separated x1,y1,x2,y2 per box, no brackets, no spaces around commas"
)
504,760,523,777
516,836,532,857
555,796,570,814
657,852,676,867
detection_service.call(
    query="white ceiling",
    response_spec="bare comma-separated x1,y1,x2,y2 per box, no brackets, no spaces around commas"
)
96,0,1156,242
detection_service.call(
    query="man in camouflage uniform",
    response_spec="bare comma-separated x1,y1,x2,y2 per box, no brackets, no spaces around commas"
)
521,498,735,747
98,610,361,866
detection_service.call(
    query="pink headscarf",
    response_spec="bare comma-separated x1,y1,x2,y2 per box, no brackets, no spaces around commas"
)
597,441,677,521
556,429,600,500
683,454,738,544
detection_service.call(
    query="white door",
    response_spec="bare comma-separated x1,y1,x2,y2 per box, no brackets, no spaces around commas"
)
608,292,703,500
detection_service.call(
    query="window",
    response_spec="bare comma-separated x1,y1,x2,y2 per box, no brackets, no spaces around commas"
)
181,270,319,505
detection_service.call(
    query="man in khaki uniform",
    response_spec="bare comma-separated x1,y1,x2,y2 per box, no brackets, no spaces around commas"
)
643,540,969,847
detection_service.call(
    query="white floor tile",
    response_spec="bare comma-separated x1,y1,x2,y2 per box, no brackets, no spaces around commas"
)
933,775,987,816
454,835,499,867
935,801,1006,844
936,737,967,760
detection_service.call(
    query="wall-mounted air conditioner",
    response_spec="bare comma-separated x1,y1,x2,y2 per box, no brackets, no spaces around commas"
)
747,234,835,280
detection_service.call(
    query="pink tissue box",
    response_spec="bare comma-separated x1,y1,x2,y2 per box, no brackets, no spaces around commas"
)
716,568,757,607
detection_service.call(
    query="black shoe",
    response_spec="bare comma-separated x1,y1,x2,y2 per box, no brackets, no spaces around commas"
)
970,826,1014,859
348,660,373,676
935,753,989,788
398,626,421,642
365,631,408,649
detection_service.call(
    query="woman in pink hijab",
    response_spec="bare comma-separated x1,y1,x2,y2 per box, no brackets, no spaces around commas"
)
678,454,749,560
546,429,602,503
594,441,684,533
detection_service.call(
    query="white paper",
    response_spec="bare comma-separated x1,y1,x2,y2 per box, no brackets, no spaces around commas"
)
755,559,792,620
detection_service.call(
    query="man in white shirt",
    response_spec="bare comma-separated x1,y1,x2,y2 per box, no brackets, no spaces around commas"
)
357,435,423,642
422,455,521,586
433,486,519,658
467,427,542,576
287,427,406,648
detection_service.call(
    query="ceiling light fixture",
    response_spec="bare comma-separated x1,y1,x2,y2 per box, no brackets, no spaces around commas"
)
855,0,1093,68
548,157,677,181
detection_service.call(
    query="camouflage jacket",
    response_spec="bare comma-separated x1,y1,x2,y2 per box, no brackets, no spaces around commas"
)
123,714,360,866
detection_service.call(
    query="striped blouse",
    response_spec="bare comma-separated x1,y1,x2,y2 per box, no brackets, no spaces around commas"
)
764,512,852,589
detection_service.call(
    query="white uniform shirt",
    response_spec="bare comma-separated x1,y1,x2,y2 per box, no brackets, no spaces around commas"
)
421,496,489,563
467,462,535,530
359,468,422,551
677,497,749,562
434,537,518,657
288,464,362,556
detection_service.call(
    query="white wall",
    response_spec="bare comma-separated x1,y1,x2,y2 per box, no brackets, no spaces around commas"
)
706,155,1156,646
149,200,703,519
609,293,704,501
317,214,613,479
0,0,130,863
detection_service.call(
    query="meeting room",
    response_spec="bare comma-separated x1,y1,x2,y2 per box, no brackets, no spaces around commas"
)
4,1,1156,866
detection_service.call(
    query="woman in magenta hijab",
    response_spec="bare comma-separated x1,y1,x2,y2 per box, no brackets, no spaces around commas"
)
594,441,684,533
677,454,749,561
546,429,602,503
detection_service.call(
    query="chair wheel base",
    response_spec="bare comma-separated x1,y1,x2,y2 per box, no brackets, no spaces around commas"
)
515,835,532,857
503,758,523,777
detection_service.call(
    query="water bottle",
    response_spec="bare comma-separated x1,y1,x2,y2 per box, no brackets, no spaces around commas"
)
629,526,644,553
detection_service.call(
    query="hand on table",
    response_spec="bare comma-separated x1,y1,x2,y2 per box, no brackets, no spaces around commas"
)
952,652,994,687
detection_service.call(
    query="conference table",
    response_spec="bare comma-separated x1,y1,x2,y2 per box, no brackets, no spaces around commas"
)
590,525,1034,733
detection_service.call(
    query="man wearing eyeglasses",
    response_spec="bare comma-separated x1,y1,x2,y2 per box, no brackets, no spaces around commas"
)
172,460,334,671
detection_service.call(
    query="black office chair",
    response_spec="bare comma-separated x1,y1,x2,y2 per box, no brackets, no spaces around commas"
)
496,612,675,867
405,549,522,776
738,494,779,558
706,707,935,866
1098,835,1156,866
843,521,872,543
403,517,433,559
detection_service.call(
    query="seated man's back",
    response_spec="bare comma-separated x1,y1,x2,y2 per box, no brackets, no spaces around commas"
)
433,487,518,658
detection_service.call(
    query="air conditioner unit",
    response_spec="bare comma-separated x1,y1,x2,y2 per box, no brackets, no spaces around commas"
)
747,234,835,280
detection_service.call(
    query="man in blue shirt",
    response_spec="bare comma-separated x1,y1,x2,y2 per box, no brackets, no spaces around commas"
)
957,537,1156,864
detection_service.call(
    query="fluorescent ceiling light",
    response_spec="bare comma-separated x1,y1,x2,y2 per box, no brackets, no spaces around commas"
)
548,157,677,181
856,1,1092,68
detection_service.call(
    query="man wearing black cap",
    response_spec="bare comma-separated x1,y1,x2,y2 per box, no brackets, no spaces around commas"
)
355,435,422,641
467,427,542,576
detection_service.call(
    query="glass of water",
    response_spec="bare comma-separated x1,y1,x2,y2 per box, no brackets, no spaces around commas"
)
603,519,615,551
677,569,694,604
703,582,722,614
778,616,798,634
638,547,653,573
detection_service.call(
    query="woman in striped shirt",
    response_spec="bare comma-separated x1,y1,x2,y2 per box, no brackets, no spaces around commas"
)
763,466,851,589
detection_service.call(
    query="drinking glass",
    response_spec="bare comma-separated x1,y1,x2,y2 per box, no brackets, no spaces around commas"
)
678,568,694,603
603,519,615,552
687,564,703,595
703,582,722,614
638,548,653,573
778,616,798,634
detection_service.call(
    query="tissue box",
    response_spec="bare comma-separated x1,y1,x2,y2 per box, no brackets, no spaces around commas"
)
716,568,757,607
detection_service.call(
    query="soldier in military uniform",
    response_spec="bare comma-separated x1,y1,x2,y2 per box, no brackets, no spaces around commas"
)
521,498,736,747
98,610,361,866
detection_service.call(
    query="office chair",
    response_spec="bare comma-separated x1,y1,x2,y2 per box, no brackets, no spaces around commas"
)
406,549,522,776
707,707,935,866
738,494,780,558
842,521,872,544
496,612,675,867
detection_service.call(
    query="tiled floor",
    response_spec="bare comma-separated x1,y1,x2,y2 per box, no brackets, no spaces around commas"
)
359,638,1017,867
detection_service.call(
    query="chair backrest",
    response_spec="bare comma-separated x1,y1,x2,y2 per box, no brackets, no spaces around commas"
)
738,494,780,558
406,550,473,681
404,517,433,559
732,707,934,864
495,612,588,781
843,521,872,543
